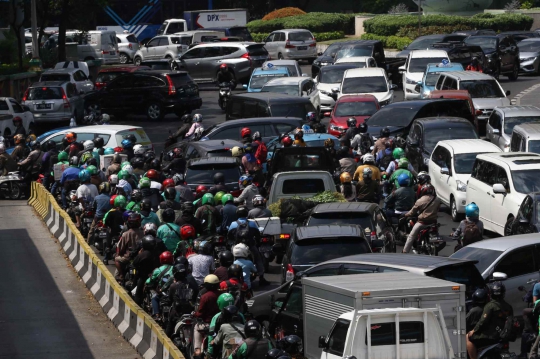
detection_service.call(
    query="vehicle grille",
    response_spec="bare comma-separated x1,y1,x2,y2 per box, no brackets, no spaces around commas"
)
304,294,353,322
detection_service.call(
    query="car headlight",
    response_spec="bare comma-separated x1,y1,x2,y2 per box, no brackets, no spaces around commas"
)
405,77,417,85
330,124,345,132
457,180,467,192
320,62,330,66
313,60,320,66
379,98,391,106
422,90,431,98
522,57,536,62
423,157,430,166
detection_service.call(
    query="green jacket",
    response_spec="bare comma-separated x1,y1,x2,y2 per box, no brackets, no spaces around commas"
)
141,211,160,228
157,223,181,252
145,264,173,291
208,312,246,355
473,298,513,340
390,168,414,189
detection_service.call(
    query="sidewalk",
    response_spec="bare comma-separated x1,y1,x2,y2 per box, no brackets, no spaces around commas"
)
0,201,140,359
511,82,540,106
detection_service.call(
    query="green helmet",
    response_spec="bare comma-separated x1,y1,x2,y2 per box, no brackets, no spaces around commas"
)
104,147,115,155
86,165,98,176
201,193,214,206
214,191,226,204
121,161,130,170
398,157,409,169
114,195,127,208
221,193,234,205
139,177,150,188
217,293,234,310
58,151,68,162
392,147,405,160
118,170,129,180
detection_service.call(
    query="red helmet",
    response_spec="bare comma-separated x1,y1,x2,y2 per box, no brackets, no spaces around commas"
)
419,184,435,198
180,224,196,240
110,194,117,206
196,185,207,195
281,136,293,147
220,63,228,70
146,169,159,180
162,178,175,189
12,116,22,125
69,143,78,153
240,127,251,138
159,251,174,265
65,132,76,143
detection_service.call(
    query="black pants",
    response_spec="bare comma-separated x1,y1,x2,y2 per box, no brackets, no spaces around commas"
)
135,277,145,305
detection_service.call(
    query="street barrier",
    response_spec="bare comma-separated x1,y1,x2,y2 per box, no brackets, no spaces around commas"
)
28,182,184,359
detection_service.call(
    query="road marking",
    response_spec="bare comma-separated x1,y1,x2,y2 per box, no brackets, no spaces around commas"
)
511,83,540,105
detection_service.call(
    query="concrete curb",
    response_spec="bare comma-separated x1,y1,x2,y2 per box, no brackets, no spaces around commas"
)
27,182,184,359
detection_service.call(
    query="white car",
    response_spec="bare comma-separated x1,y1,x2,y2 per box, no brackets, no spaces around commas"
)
334,56,377,68
428,139,502,222
400,49,449,100
260,77,321,112
0,97,35,136
338,68,395,106
39,68,95,94
465,152,540,236
116,33,141,64
315,64,358,113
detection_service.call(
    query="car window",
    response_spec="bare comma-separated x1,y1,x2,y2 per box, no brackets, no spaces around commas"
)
368,322,424,346
500,37,510,48
275,123,297,134
276,32,285,42
521,196,534,221
229,100,242,119
510,131,521,152
146,38,160,47
222,46,239,56
341,264,379,275
109,75,134,89
306,264,342,277
282,285,302,314
182,47,203,59
257,102,271,117
66,83,78,98
409,123,422,143
283,179,326,194
327,319,350,356
210,127,241,140
185,146,199,160
494,165,510,191
495,246,536,278
435,75,446,90
134,75,165,87
489,112,502,130
9,99,24,113
0,101,8,111
203,46,221,58
244,100,258,118
471,160,497,185
302,80,314,94
265,33,275,42
443,77,458,90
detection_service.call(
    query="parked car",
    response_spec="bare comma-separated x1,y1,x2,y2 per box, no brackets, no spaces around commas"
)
338,67,396,106
397,34,468,58
428,139,502,221
139,59,180,71
262,59,303,77
464,34,520,80
405,117,479,172
466,152,540,235
22,81,84,123
453,29,496,36
39,68,94,94
315,64,359,113
226,93,316,121
184,157,243,196
244,66,291,93
94,65,151,90
83,70,202,121
486,105,540,151
334,56,377,68
416,62,464,99
498,31,540,43
400,49,449,100
518,38,540,75
312,41,359,77
162,139,242,165
510,123,540,154
0,97,34,136
326,94,379,137
48,30,119,64
263,29,317,63
116,33,141,64
260,77,320,111
508,193,540,234
172,30,225,47
133,35,188,65
427,90,480,130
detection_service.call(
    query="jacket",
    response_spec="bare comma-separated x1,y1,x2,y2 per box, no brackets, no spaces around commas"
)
339,158,357,177
175,214,203,235
234,184,259,210
354,164,381,181
247,207,271,219
10,145,26,162
355,180,379,202
19,149,43,171
116,228,144,259
472,299,513,341
372,137,388,155
0,153,17,175
106,163,121,176
384,186,415,211
405,195,441,224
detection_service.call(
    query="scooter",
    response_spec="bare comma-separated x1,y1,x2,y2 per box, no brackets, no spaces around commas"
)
218,82,232,111
0,171,25,199
477,341,515,359
403,217,445,255
173,314,195,355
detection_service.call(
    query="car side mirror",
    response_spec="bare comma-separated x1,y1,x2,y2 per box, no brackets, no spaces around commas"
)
492,272,508,281
440,167,450,175
318,336,328,349
242,84,248,89
398,65,405,72
506,90,511,96
492,128,500,134
323,111,331,117
493,183,507,195
520,217,530,224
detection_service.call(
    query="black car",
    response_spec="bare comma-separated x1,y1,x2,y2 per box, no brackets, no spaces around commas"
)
405,117,479,172
184,156,243,196
139,59,181,71
453,29,496,36
267,146,336,178
464,34,520,80
430,43,487,70
509,192,540,235
84,70,202,120
396,34,468,58
162,139,243,165
498,31,540,43
226,93,316,121
280,225,372,283
201,117,304,143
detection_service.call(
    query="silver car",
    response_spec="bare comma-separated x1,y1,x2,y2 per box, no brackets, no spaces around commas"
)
487,105,540,151
116,33,140,64
39,68,94,94
518,38,540,74
133,35,188,65
22,81,84,123
264,29,317,62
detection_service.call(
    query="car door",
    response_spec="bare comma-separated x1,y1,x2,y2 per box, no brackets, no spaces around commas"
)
153,37,170,59
272,284,303,338
430,145,451,204
142,37,160,60
73,70,94,94
8,98,33,127
467,159,494,226
321,318,350,359
264,33,276,59
198,45,222,81
490,164,511,233
486,110,503,147
516,196,535,234
303,79,320,110
179,47,204,79
130,74,164,111
101,74,135,111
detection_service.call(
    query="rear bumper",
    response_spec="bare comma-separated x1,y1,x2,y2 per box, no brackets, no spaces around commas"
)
32,112,71,123
164,96,202,113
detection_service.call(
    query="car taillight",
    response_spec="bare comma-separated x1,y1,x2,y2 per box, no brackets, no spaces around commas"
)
95,82,104,89
165,74,176,96
85,211,94,217
285,264,295,281
279,233,290,241
285,41,295,49
22,89,29,101
309,42,316,47
370,231,377,242
216,236,225,243
61,88,70,108
241,52,252,67
128,43,132,49
261,237,271,244
102,50,110,54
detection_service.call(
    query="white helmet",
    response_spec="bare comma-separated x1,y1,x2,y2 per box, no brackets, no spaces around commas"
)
0,143,5,154
363,153,375,163
233,243,250,258
133,144,145,155
123,164,133,175
109,174,118,185
83,140,95,151
193,114,203,123
101,113,110,123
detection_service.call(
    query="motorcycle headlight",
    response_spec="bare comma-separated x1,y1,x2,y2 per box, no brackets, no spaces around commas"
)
457,180,467,192
405,77,417,85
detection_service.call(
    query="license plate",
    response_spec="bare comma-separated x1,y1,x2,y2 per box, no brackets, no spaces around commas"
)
109,51,116,55
259,246,272,253
215,246,226,252
99,232,108,239
297,46,307,50
36,103,51,110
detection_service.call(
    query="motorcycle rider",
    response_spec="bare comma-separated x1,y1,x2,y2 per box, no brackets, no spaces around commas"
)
467,281,513,359
126,189,142,212
376,139,394,168
87,182,112,243
12,117,26,141
173,223,197,258
217,63,235,86
121,138,134,160
402,184,440,253
193,274,221,359
356,167,379,203
157,208,181,252
466,57,483,72
212,305,246,358
49,151,69,197
185,114,203,140
241,143,261,176
195,193,220,235
351,122,374,155
115,212,144,283
385,147,417,177
18,140,43,183
76,169,99,204
175,202,203,235
353,153,381,182
172,173,193,202
277,335,302,358
293,130,306,147
41,140,58,189
337,146,357,177
341,117,359,147
339,172,357,202
220,193,238,234
240,127,252,145
229,320,274,359
248,195,271,219
252,131,268,167
59,156,81,208
233,244,258,290
10,134,26,162
210,172,228,195
390,158,414,189
384,173,415,219
139,174,160,211
146,251,174,320
215,251,234,282
467,288,488,332
167,114,193,146
92,137,105,164
65,132,83,157
165,259,199,337
306,112,326,133
106,154,123,176
208,293,245,357
452,202,484,246
0,143,17,176
103,195,127,263
372,127,391,155
234,175,259,210
188,240,215,285
78,140,95,165
133,235,158,304
162,147,186,175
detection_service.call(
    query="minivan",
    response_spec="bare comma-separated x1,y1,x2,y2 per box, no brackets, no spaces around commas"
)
226,93,317,121
510,122,540,154
487,105,540,151
72,30,120,64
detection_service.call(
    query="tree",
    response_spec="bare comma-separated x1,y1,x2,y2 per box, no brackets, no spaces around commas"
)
7,0,25,70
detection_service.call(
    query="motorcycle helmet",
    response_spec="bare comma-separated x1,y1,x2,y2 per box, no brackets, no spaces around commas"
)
213,172,225,184
221,305,239,324
221,193,234,205
12,116,22,126
172,173,184,185
340,172,352,184
306,111,317,122
201,193,214,206
398,158,409,169
380,127,391,138
392,147,405,160
231,146,244,157
142,235,156,250
417,171,431,185
86,165,98,176
180,224,196,240
267,349,288,359
69,156,79,167
65,132,76,144
133,144,145,155
200,240,213,255
281,335,302,355
490,281,506,299
117,170,129,181
143,222,157,236
281,136,293,147
253,131,262,140
204,274,220,287
78,169,90,182
472,288,488,305
109,174,119,185
58,151,68,162
146,169,159,181
123,164,134,175
397,173,410,187
196,185,208,196
104,147,115,155
220,63,228,72
101,113,110,123
193,114,203,123
219,250,234,267
240,127,251,138
127,212,142,228
181,114,193,123
244,320,262,339
347,117,357,128
162,208,175,223
144,151,155,163
358,122,368,133
83,140,94,151
114,195,127,208
93,137,104,149
363,153,375,164
252,194,264,207
217,293,235,310
232,243,249,258
139,177,150,188
99,182,110,194
149,159,161,171
159,251,174,265
163,178,175,189
141,198,152,211
239,175,252,188
164,187,177,200
125,134,137,144
131,189,142,202
465,202,480,219
228,263,243,279
419,184,435,198
173,263,187,280
236,206,248,218
214,191,225,204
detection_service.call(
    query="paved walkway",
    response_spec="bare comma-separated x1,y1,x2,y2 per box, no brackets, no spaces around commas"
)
0,201,140,359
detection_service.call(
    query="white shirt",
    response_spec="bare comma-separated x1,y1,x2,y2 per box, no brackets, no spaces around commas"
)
76,183,99,203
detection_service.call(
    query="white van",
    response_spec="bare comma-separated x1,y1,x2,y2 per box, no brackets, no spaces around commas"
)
173,30,226,46
510,122,540,154
399,49,449,100
338,67,396,106
66,30,119,64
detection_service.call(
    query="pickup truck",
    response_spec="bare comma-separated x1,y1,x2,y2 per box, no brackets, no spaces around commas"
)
266,145,336,178
0,97,34,137
266,170,336,206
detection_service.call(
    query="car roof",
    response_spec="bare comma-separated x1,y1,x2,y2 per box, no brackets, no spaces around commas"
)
191,139,242,150
320,64,360,71
29,81,68,87
409,50,449,58
139,70,190,76
263,60,298,66
253,67,289,75
42,68,77,74
440,71,497,81
464,233,540,251
336,94,378,103
193,42,256,48
311,202,378,214
231,92,311,104
174,30,224,35
520,38,540,43
344,67,386,77
277,29,313,33
426,63,464,72
98,66,149,73
415,116,475,128
336,56,373,62
51,125,144,135
295,225,364,240
430,90,471,99
496,105,540,117
476,152,540,169
379,99,457,110
437,139,502,154
514,122,540,137
210,117,303,129
263,77,306,86
187,156,239,166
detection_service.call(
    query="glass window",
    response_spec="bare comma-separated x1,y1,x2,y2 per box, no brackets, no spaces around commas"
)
169,37,182,45
243,101,258,118
512,169,540,193
182,47,203,59
146,38,160,47
473,160,497,185
291,238,371,265
435,75,445,90
270,103,315,119
528,140,540,154
336,47,373,60
428,263,485,288
109,75,134,89
342,76,388,94
342,264,379,275
495,246,536,278
265,33,275,42
306,265,342,277
275,123,296,134
257,103,271,117
521,196,534,221
489,112,501,129
288,31,313,41
262,85,299,96
203,46,221,58
229,100,242,119
504,116,540,135
250,74,288,89
443,77,458,90
459,80,505,99
510,132,522,152
423,126,477,154
277,33,286,42
185,165,240,184
320,67,353,84
211,127,241,140
494,165,510,191
40,73,71,82
157,37,169,46
283,286,302,314
27,87,63,100
464,37,498,52
66,83,77,98
335,101,378,117
409,57,447,72
134,75,165,87
283,179,326,194
0,101,8,111
454,153,485,174
327,319,350,356
127,35,138,43
368,322,424,346
451,247,503,274
222,46,239,55
9,99,23,113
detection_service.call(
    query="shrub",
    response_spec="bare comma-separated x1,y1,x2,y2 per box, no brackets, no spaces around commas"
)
262,7,306,21
247,12,356,35
251,31,345,43
360,33,413,50
396,25,473,38
0,30,17,65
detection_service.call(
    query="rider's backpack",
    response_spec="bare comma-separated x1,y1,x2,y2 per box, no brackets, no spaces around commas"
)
234,221,250,244
463,221,482,246
379,151,394,170
174,281,194,311
200,205,215,233
254,141,268,164
225,279,243,308
498,314,520,342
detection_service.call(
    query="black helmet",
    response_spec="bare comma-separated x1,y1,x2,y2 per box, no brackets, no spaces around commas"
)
359,122,368,133
228,264,243,279
144,151,156,163
380,127,391,138
141,198,152,211
127,212,142,229
113,154,122,164
201,240,213,255
175,256,190,271
164,187,177,200
281,335,302,355
93,137,105,148
181,114,193,123
213,172,225,184
173,263,187,280
131,156,144,169
131,189,142,202
219,250,234,267
221,305,239,324
338,146,350,158
142,235,156,250
472,288,488,305
244,320,262,339
30,140,40,150
490,281,506,299
182,202,194,216
236,206,248,218
47,140,57,151
162,208,175,223
87,157,98,167
69,156,79,166
125,134,137,144
266,349,287,359
347,117,357,128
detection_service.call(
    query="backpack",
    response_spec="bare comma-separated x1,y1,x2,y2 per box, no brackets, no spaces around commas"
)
200,205,215,234
174,281,194,310
359,134,373,155
498,314,520,342
254,141,268,164
379,151,394,170
463,221,482,246
234,221,250,244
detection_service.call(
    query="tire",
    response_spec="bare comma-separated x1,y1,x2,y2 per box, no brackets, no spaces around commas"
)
450,197,463,222
0,182,21,199
508,62,519,81
278,53,283,60
504,216,514,236
146,102,164,121
119,52,129,64
134,56,142,66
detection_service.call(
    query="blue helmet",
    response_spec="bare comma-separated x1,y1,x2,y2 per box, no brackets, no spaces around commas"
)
78,169,90,182
397,173,410,187
239,175,252,187
121,139,133,149
465,202,479,219
302,124,311,132
306,112,316,122
104,147,115,155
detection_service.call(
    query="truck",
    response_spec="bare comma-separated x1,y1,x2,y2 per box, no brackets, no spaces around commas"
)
0,97,35,137
183,9,248,31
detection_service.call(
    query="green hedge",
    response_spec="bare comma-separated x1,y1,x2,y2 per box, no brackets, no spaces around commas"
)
251,31,345,43
396,25,473,39
360,33,413,50
364,13,534,36
247,12,356,35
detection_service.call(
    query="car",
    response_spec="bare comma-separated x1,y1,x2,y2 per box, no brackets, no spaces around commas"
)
326,94,379,137
262,59,303,77
263,29,317,63
396,34,469,58
22,81,84,123
311,41,360,77
405,117,479,172
434,71,511,136
451,234,540,315
244,66,291,93
83,70,202,121
39,68,94,94
0,97,35,136
93,65,151,90
260,77,320,112
428,139,502,221
177,42,268,83
508,193,540,235
338,67,396,106
184,157,243,196
416,62,464,99
173,30,226,47
400,49,449,100
486,105,540,152
266,143,337,177
498,31,540,43
427,90,480,129
116,33,141,64
266,131,340,161
464,34,520,80
6,126,69,155
200,117,304,144
203,26,253,41
139,59,180,71
334,42,387,69
429,43,488,70
334,56,377,68
314,64,359,113
47,30,120,64
466,152,540,236
510,123,540,154
280,225,372,283
226,93,317,121
162,139,243,165
133,35,189,65
518,38,540,75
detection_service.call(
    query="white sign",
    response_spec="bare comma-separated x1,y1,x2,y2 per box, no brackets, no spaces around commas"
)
99,154,128,172
195,11,247,28
53,163,68,181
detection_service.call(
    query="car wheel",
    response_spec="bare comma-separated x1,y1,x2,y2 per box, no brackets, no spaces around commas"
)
119,52,129,64
508,63,519,81
146,102,163,121
0,182,21,200
504,216,514,236
451,197,463,222
134,56,142,66
165,55,173,61
278,53,283,60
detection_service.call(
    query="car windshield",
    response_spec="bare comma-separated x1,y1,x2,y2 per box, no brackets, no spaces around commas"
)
186,165,239,184
408,37,444,50
250,74,287,89
504,116,540,135
512,169,540,193
291,238,371,265
424,126,478,153
308,212,373,229
339,61,367,68
335,101,378,117
41,73,71,82
459,80,505,98
336,47,372,60
409,58,447,72
270,103,315,118
454,153,485,174
27,87,63,100
289,31,313,41
529,140,540,154
261,84,299,96
465,37,498,51
427,263,486,288
320,67,351,83
425,73,442,86
366,106,418,127
519,41,540,52
450,247,503,274
342,77,387,94
323,43,343,56
229,27,252,40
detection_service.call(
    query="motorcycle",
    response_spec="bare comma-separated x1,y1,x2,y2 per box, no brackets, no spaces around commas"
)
258,229,275,273
0,171,25,199
450,228,463,253
218,82,232,111
79,204,94,237
403,217,445,255
477,341,515,359
173,314,195,355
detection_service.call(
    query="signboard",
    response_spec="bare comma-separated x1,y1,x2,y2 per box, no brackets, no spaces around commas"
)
53,163,68,181
99,154,128,172
195,11,248,28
